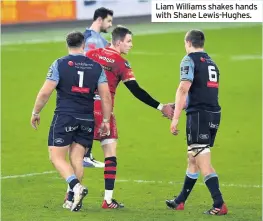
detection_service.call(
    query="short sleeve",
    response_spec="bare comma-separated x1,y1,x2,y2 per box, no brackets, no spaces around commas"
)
46,60,59,83
180,55,195,82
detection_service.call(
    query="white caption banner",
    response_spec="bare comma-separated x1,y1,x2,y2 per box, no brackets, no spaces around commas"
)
151,0,263,22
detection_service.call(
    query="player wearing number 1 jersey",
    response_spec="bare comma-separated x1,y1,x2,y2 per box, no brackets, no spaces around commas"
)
167,30,228,215
30,31,112,211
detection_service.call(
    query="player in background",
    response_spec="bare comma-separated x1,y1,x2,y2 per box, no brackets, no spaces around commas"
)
82,7,113,168
31,31,112,212
86,26,174,209
166,30,228,215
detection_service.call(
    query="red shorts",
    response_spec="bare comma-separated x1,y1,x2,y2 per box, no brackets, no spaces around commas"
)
93,100,118,140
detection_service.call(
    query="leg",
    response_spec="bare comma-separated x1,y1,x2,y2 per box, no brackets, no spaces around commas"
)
101,139,123,209
175,152,200,203
166,152,200,209
193,111,227,215
69,142,86,182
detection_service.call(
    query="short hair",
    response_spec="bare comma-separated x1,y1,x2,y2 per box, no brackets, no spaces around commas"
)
112,26,132,44
93,7,113,21
185,30,205,48
66,31,84,48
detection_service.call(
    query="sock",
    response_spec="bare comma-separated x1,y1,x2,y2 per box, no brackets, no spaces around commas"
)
67,185,74,201
84,148,91,158
66,174,80,190
104,156,117,203
204,173,224,208
176,171,199,204
104,190,113,203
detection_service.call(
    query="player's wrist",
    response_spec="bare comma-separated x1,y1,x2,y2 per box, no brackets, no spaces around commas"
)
103,118,110,123
32,111,40,116
157,103,163,111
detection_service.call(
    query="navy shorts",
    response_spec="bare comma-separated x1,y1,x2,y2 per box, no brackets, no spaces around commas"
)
186,110,221,147
48,114,94,148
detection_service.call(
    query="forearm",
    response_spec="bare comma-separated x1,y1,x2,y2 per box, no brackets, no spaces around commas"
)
173,88,188,120
125,81,162,110
100,94,112,121
32,92,51,114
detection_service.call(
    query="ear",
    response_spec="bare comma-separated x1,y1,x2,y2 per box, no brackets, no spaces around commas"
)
115,39,121,47
97,17,103,23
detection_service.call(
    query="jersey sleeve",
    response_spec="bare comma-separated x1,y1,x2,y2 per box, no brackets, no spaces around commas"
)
98,69,108,85
46,60,59,83
180,55,195,82
119,60,136,83
84,34,100,52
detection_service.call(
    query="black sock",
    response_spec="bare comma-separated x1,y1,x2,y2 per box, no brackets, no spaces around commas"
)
84,148,92,158
69,178,80,190
104,157,117,190
205,173,224,208
68,191,74,201
176,172,199,204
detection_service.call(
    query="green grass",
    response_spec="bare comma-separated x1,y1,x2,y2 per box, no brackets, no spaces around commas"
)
1,24,262,221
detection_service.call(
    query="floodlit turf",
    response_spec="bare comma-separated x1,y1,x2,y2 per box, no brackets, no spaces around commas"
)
1,23,262,221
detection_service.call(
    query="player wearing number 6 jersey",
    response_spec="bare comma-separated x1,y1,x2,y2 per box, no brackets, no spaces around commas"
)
30,31,112,212
167,30,228,215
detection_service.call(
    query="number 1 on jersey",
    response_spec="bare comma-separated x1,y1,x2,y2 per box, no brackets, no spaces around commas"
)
77,71,84,87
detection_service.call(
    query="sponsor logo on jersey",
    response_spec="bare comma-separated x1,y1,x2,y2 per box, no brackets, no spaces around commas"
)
68,61,74,66
181,66,189,75
98,55,115,63
47,67,53,77
124,61,131,69
101,65,112,71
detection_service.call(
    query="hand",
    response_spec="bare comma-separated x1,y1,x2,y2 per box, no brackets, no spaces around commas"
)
170,118,179,135
99,122,110,137
31,113,40,130
161,104,174,120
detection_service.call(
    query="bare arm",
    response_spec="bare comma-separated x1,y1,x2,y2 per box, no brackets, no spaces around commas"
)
32,79,57,114
173,81,192,120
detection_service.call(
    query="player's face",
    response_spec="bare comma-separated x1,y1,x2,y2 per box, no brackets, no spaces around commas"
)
120,34,133,54
100,15,113,33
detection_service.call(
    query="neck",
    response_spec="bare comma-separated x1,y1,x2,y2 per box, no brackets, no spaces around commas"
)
109,44,121,54
188,48,204,54
89,21,101,33
68,48,83,55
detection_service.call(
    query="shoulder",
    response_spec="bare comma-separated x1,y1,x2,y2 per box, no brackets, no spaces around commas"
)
181,55,194,64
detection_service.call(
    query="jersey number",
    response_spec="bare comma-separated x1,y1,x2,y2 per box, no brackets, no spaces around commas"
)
208,66,218,82
77,71,84,87
71,71,90,93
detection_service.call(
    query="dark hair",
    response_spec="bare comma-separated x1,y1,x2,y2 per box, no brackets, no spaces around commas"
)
185,30,205,48
66,31,84,48
93,7,113,21
112,26,132,44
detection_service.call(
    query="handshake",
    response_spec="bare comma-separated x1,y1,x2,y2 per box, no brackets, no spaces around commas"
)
160,103,175,120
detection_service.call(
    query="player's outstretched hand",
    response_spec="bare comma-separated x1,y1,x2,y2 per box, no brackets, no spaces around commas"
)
99,122,110,137
161,104,174,120
170,118,179,135
31,114,40,130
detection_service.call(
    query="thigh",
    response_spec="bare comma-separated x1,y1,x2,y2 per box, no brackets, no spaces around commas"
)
208,112,221,147
48,114,76,147
186,111,211,146
74,119,94,149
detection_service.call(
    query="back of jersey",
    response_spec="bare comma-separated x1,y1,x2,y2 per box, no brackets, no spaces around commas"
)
50,54,103,116
187,52,221,112
83,29,108,52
